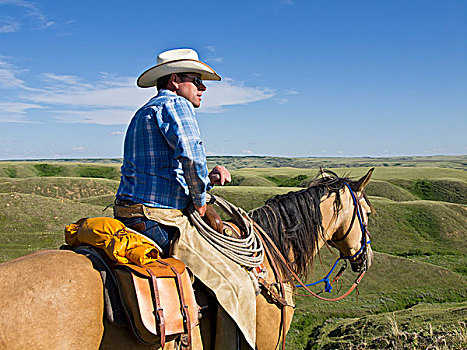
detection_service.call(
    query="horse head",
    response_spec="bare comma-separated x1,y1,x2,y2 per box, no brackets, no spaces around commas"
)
325,168,374,272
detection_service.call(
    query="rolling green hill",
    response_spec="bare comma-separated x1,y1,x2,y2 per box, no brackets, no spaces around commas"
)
3,155,465,170
0,162,121,179
0,192,112,261
364,180,418,201
389,178,467,204
0,158,465,349
302,301,466,349
0,177,119,200
288,251,467,349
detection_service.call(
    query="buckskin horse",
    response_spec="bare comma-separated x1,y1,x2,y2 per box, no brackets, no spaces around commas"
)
0,169,374,349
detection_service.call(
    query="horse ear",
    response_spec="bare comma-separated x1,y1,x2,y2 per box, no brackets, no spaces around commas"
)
353,168,374,193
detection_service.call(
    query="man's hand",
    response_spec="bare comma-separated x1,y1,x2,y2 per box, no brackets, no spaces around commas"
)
209,165,231,185
195,204,207,217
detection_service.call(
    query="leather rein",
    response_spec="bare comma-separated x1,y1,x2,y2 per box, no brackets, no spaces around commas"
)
249,182,371,349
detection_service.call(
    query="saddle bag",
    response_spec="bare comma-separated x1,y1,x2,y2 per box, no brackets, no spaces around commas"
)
114,258,199,347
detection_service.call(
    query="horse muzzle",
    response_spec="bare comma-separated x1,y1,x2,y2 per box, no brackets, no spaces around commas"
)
349,244,373,272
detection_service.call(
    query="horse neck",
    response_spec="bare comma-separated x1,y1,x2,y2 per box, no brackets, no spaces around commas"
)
282,191,346,272
250,188,342,284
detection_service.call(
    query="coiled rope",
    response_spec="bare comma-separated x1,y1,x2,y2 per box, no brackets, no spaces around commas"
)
187,194,264,268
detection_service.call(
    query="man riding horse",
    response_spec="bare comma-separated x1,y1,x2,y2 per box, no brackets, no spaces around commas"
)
113,48,256,348
114,48,231,256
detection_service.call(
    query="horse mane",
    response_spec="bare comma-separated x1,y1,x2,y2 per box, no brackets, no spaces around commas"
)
249,170,353,281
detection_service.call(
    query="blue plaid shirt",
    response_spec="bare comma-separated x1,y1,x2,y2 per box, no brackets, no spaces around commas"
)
116,89,212,209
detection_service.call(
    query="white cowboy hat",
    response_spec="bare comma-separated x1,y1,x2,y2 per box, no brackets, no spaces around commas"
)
137,48,221,88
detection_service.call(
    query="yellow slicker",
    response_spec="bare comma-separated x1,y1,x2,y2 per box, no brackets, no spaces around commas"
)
65,217,159,265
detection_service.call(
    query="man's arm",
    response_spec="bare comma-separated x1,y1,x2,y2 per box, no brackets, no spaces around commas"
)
157,98,232,215
194,165,231,216
157,98,213,211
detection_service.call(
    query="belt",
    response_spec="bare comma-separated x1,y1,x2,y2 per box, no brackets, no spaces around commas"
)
113,203,184,221
115,198,136,207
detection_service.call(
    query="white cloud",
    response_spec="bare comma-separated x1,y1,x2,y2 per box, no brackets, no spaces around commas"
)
110,131,124,135
242,150,253,154
204,46,223,64
40,73,93,87
0,57,27,89
20,71,154,113
199,78,275,113
0,58,275,124
207,57,223,64
0,16,20,33
0,0,54,30
286,89,298,95
0,101,44,122
52,108,136,125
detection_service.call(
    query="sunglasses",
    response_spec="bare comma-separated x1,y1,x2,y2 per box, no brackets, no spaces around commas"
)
179,74,204,87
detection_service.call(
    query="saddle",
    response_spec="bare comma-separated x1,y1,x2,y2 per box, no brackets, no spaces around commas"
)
203,204,243,238
64,217,199,348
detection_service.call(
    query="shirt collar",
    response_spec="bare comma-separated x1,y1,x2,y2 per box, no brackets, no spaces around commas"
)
156,89,177,97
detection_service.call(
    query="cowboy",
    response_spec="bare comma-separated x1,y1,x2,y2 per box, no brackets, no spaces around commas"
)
114,48,231,257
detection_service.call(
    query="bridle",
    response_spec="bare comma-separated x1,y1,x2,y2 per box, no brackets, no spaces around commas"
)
328,182,371,271
293,182,371,295
250,181,371,349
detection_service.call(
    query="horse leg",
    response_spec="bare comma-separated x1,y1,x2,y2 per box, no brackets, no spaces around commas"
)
213,306,238,350
255,292,295,350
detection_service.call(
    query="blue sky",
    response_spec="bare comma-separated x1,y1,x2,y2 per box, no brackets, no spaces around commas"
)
0,0,465,159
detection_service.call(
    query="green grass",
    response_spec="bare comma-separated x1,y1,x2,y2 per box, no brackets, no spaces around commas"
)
0,177,119,200
369,198,466,257
0,231,65,262
77,194,116,206
0,158,466,349
233,166,467,183
0,161,121,180
411,254,467,276
266,174,310,187
3,166,17,178
0,193,112,233
286,251,467,349
364,180,418,201
302,302,466,349
0,193,112,262
34,163,65,176
76,164,120,179
207,155,467,170
211,186,302,211
225,173,277,187
390,178,467,204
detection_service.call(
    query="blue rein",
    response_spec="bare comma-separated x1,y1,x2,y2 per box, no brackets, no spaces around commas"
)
296,182,370,292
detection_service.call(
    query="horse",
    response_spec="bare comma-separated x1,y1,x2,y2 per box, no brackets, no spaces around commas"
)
0,169,374,350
